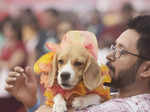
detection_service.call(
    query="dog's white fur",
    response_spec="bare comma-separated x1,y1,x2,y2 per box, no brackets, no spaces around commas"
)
72,94,101,109
58,60,76,90
53,94,67,112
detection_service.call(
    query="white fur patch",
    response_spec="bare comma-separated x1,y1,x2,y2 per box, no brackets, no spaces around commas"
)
53,94,67,112
58,60,75,86
72,94,101,109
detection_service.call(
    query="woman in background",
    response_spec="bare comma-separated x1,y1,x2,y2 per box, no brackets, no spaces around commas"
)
0,17,27,112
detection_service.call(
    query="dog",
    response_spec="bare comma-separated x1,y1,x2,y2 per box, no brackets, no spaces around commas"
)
34,31,111,112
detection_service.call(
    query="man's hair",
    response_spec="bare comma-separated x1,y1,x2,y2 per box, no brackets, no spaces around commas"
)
45,8,59,17
121,2,134,13
3,17,22,40
127,15,150,60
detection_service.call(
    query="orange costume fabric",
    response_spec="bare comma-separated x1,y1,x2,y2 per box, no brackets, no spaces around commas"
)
44,66,111,107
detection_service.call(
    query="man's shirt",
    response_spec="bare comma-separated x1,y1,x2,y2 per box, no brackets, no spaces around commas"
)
76,94,150,112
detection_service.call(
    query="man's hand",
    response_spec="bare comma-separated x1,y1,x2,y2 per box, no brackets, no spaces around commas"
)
5,66,38,108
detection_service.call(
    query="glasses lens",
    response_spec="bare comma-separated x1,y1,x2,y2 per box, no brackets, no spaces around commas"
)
110,45,122,59
115,51,121,58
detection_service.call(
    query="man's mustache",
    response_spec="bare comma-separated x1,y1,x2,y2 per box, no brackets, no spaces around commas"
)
106,62,115,74
104,62,115,87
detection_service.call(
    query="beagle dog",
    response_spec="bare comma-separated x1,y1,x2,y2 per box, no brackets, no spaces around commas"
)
34,31,110,112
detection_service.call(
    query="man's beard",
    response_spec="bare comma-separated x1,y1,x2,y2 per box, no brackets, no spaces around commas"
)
107,60,142,89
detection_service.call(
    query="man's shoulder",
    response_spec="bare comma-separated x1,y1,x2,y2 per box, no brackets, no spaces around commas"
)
76,98,130,112
76,94,150,112
100,94,150,112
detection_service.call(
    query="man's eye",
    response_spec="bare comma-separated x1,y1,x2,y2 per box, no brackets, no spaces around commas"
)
58,59,64,64
74,61,82,66
120,50,127,55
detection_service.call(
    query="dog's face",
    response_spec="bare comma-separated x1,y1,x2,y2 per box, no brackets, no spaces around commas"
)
49,44,101,90
57,45,88,89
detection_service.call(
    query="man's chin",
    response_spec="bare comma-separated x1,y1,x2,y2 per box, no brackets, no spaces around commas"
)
109,70,114,79
111,78,127,89
104,80,119,89
107,63,115,79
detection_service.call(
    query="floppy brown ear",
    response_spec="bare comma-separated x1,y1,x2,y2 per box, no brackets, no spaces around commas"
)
48,54,57,87
83,56,101,90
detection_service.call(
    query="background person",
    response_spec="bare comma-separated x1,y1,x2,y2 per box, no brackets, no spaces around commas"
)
0,17,27,112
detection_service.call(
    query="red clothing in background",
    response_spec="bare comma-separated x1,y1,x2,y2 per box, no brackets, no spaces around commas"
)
0,41,27,112
0,41,27,67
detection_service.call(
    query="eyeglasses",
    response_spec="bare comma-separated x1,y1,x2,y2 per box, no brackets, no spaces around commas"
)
110,45,150,60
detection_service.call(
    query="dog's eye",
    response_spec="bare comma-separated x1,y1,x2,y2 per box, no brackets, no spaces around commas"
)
58,59,64,64
74,61,82,66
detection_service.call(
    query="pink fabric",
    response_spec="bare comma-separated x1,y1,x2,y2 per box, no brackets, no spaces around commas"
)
46,31,99,60
76,94,150,112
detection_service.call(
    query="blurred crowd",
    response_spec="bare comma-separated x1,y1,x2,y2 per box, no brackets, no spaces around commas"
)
0,2,147,112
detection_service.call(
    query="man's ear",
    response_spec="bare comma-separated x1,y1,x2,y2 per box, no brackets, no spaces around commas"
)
139,61,150,79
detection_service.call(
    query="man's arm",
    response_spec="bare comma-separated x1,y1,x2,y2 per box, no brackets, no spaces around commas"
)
28,98,41,112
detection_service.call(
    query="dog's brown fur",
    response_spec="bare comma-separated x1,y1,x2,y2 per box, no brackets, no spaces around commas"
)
49,43,101,90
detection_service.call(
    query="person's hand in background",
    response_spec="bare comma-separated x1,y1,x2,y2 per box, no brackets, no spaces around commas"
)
5,66,38,108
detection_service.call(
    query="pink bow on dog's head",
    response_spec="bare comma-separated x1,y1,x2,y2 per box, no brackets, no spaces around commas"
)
46,31,98,60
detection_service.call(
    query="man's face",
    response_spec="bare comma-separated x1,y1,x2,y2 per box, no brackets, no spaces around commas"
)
107,29,141,89
42,12,57,29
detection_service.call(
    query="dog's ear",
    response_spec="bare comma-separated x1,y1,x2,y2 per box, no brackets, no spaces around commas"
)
48,54,57,87
83,55,101,90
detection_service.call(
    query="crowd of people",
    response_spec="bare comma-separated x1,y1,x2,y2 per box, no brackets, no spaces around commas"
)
1,2,150,112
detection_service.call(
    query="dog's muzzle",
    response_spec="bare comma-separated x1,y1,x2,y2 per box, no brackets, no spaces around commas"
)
60,72,72,88
61,72,71,82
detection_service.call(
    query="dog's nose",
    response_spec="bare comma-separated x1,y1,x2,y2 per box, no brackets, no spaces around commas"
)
61,72,70,81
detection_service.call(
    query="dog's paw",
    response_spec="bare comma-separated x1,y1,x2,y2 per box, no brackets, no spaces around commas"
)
35,105,52,112
52,101,67,112
72,94,101,110
52,94,67,112
72,97,84,109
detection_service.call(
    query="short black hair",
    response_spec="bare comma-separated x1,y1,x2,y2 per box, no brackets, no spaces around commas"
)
121,2,134,13
3,17,23,40
127,15,150,60
45,8,59,17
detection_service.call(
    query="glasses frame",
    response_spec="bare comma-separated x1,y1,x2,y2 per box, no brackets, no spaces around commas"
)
110,45,150,60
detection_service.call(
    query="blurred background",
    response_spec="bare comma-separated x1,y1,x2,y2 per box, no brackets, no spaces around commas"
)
0,0,150,112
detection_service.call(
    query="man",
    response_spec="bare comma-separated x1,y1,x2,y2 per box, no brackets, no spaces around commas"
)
5,15,150,112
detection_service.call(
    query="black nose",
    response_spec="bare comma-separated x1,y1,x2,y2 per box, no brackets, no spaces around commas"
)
61,72,70,81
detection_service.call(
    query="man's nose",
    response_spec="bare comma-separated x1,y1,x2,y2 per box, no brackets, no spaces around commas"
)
106,52,115,62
